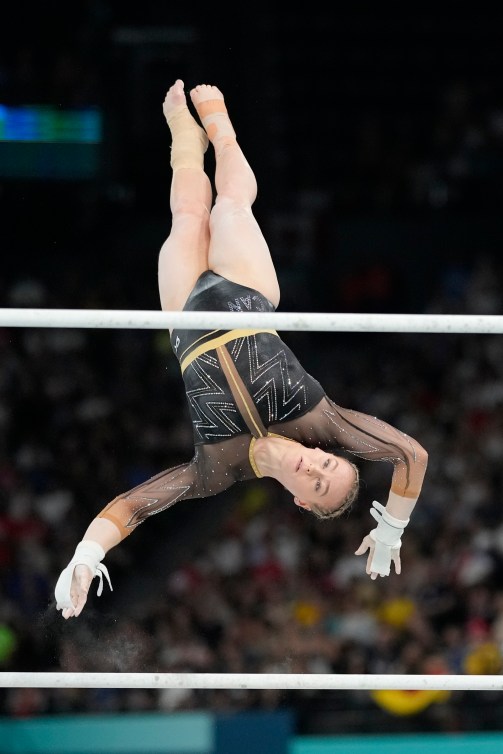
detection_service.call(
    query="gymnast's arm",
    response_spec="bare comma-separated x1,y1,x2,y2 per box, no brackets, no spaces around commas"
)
320,397,428,509
55,449,235,618
316,398,428,576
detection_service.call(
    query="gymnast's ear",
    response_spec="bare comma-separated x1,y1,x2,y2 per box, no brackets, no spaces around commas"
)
294,496,311,511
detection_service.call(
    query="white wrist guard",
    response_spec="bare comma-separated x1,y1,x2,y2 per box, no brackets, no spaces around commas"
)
55,540,113,610
369,500,409,547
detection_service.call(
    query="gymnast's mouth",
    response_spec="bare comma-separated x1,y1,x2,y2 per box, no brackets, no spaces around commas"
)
296,458,302,472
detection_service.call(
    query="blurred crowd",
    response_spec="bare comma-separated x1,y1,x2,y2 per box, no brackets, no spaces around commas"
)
1,3,503,737
1,255,503,734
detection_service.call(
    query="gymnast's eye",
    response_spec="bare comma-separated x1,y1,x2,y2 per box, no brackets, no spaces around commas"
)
315,480,321,491
323,459,330,468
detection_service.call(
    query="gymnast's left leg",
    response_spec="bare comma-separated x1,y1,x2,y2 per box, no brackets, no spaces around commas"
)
158,79,211,315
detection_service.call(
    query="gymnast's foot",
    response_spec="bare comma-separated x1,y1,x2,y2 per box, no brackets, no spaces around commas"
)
163,79,188,122
190,84,236,154
163,79,208,170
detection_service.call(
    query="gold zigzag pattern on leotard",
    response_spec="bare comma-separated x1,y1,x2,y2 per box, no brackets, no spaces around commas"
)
242,336,308,423
186,354,243,441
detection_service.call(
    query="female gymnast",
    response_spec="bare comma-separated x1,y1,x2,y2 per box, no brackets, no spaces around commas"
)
55,80,428,618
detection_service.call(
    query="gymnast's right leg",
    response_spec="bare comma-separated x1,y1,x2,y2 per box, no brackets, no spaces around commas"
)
190,84,280,308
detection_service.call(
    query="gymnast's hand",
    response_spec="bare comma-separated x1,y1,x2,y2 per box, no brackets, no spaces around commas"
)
354,500,408,579
55,540,112,618
354,533,401,579
59,564,93,619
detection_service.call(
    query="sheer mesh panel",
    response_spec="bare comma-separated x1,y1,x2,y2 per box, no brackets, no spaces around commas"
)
99,397,427,534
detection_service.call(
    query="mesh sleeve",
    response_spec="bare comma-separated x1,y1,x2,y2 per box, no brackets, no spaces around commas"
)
97,447,236,537
320,399,428,499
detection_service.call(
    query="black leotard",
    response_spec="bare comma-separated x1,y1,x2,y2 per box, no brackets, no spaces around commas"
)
99,272,427,535
170,271,326,445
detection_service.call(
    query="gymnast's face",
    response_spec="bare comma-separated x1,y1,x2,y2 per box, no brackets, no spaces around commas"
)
280,445,357,515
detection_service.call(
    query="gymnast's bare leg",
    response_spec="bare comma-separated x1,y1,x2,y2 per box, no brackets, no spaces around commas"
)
190,84,281,308
56,80,211,618
158,79,211,315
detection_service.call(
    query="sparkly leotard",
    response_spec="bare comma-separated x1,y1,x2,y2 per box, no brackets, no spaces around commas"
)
170,271,326,445
99,272,427,536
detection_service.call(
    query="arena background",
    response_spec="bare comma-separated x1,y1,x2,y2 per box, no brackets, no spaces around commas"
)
1,4,503,751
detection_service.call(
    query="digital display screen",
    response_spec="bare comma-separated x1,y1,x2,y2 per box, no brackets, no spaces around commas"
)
0,105,103,179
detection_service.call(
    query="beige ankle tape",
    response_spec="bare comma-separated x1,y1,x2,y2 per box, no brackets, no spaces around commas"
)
194,99,236,145
168,107,209,171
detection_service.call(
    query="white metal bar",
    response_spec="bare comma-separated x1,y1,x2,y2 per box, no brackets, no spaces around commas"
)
1,673,502,690
0,308,503,333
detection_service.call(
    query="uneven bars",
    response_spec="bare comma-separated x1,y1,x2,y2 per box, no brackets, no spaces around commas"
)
1,309,503,333
1,672,503,691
